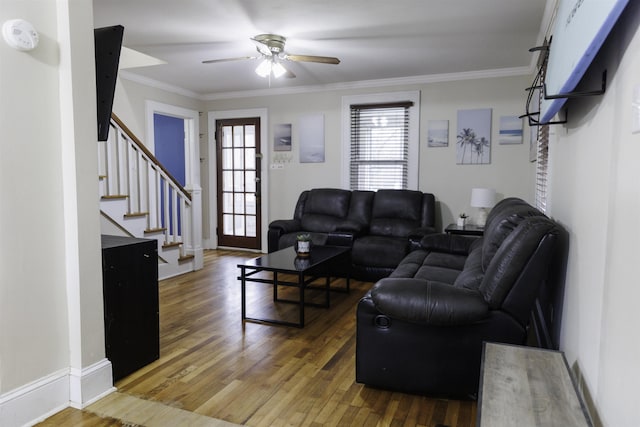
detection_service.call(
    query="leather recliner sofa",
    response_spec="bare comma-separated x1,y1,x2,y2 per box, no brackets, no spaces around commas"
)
268,188,437,281
355,198,565,398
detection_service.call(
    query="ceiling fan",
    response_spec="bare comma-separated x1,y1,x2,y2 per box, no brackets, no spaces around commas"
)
202,34,340,79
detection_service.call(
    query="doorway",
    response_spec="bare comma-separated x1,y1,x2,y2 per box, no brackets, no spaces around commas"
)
215,117,262,250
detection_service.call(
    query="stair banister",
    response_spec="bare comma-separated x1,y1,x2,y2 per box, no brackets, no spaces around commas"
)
99,113,202,277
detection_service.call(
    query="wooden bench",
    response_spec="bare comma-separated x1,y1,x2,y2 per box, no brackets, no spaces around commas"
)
477,342,593,427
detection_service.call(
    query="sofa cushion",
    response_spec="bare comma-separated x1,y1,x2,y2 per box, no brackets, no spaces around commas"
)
304,188,351,218
453,247,484,291
369,190,423,236
301,214,347,233
389,250,465,284
352,235,409,268
347,190,375,229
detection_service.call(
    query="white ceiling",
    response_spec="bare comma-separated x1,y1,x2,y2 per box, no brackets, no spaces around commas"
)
93,0,549,97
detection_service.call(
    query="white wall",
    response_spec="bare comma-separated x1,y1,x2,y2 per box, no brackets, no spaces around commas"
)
204,75,535,236
112,76,204,143
548,2,640,426
0,0,112,424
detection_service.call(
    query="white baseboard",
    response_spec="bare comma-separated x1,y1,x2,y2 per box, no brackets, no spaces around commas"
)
0,359,114,427
69,358,115,409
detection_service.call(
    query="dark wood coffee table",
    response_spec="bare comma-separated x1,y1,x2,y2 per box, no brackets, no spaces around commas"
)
238,245,350,328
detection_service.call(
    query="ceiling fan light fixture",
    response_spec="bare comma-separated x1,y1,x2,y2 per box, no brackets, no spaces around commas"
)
272,61,286,78
255,59,271,77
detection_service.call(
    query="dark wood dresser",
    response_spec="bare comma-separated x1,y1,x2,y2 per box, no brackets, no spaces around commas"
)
101,235,159,382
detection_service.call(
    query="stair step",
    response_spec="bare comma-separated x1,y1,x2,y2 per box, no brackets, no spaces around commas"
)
179,254,195,263
102,195,128,200
124,212,149,218
162,241,182,249
145,227,166,234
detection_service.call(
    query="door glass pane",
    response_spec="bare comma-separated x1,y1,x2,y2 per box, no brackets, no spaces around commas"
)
233,126,244,147
245,171,255,193
246,193,256,215
234,193,245,214
234,215,245,235
222,126,233,148
234,148,244,169
222,171,233,191
245,148,255,170
245,125,255,147
246,215,256,237
223,214,234,234
233,171,244,191
223,192,233,214
222,148,232,169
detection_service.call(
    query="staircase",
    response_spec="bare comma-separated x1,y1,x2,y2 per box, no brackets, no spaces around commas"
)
98,114,203,279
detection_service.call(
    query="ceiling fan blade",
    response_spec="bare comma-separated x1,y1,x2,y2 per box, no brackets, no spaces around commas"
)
284,68,296,78
202,56,257,64
285,54,340,65
250,37,273,57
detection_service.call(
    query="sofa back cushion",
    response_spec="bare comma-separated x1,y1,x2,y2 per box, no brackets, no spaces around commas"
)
479,217,558,312
348,190,375,227
300,188,351,232
481,200,544,271
369,190,424,237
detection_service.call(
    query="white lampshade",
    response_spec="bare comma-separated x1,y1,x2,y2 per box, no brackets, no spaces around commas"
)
470,188,496,227
470,188,496,208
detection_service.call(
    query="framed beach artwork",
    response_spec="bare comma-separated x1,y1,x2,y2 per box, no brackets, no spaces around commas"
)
456,108,491,165
273,123,292,151
427,120,449,147
499,115,523,144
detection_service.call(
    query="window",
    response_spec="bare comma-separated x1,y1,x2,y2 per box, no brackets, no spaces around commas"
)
342,91,420,190
349,102,412,190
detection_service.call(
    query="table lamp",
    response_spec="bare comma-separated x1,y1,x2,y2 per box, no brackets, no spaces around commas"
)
470,188,496,227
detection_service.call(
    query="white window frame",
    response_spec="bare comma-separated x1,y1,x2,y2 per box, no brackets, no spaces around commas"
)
341,91,421,190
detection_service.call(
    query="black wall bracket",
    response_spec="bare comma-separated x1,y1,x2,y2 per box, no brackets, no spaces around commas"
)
522,38,608,126
543,69,607,100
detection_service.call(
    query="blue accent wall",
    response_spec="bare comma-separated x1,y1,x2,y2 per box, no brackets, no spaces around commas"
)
154,113,185,185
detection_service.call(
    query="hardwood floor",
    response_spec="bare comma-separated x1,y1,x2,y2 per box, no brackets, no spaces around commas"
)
39,249,476,426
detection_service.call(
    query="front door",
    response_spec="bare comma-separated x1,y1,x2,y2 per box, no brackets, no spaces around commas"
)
216,118,262,249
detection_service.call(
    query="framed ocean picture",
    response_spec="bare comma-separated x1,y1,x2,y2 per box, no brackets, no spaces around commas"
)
427,120,449,147
499,116,523,145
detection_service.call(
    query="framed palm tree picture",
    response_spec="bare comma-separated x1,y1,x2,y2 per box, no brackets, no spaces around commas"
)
456,108,492,164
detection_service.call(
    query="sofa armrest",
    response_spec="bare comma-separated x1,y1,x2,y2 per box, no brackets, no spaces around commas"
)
268,219,302,234
370,278,489,325
419,233,477,255
408,226,438,250
326,231,355,247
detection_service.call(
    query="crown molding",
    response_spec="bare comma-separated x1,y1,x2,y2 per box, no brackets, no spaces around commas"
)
118,70,203,99
120,66,532,102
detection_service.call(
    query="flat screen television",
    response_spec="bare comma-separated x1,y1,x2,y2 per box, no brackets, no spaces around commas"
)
94,25,124,141
540,0,629,124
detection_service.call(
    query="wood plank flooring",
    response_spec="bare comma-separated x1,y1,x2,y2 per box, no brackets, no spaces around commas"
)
38,249,476,426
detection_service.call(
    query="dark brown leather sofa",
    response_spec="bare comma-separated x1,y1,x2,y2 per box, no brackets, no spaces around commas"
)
355,198,566,398
267,188,437,281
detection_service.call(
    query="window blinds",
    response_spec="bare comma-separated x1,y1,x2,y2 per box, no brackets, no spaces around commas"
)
349,101,413,191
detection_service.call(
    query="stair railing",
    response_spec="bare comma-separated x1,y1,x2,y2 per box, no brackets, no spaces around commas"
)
98,113,193,259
